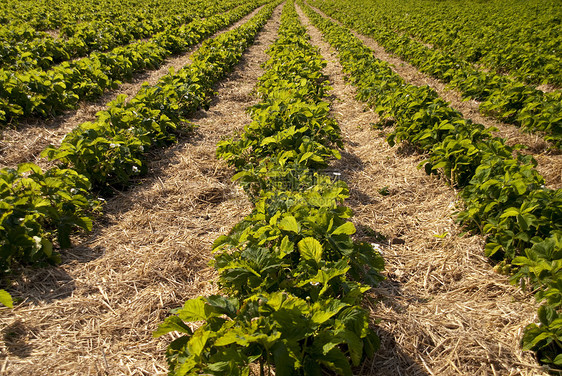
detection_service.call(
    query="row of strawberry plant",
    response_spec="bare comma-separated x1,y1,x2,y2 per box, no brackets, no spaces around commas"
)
308,0,562,149
0,2,276,279
0,0,202,30
0,1,158,45
0,0,107,29
409,0,561,88
333,0,562,88
0,1,259,125
0,24,50,44
0,11,192,71
156,2,384,375
0,0,242,72
302,3,562,370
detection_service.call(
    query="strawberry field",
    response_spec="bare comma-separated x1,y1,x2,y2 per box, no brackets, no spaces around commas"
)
0,0,561,374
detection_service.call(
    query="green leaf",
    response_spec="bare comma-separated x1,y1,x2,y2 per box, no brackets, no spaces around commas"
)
512,180,527,195
311,299,348,325
332,222,356,235
176,297,217,322
517,214,529,231
214,328,249,347
500,207,520,218
318,347,353,376
78,216,93,231
526,331,554,349
299,151,314,163
279,236,294,258
340,329,363,366
272,340,299,376
298,262,350,297
538,304,557,325
0,290,13,308
215,325,281,347
153,315,193,337
175,356,198,376
279,216,299,233
298,237,323,263
41,238,53,257
187,329,212,357
17,163,43,175
205,295,239,318
261,136,276,146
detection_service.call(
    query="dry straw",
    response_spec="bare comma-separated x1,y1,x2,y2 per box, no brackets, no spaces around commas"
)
0,7,281,375
0,3,552,374
297,4,546,375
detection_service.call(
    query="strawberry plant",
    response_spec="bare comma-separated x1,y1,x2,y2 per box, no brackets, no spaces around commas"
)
158,3,385,374
0,163,99,273
158,292,378,376
303,2,562,369
309,0,562,148
0,1,262,125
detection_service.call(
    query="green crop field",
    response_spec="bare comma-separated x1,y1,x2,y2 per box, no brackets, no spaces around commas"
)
0,0,560,374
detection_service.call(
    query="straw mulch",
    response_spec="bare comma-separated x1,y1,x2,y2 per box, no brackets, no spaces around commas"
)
0,6,266,172
305,3,561,191
0,6,282,375
297,4,547,375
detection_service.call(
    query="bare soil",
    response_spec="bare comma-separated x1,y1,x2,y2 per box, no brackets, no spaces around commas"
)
0,6,282,375
296,4,545,375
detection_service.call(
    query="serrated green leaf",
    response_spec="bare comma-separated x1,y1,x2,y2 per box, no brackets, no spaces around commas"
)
298,237,322,263
153,315,192,337
279,236,294,258
279,216,299,233
187,329,211,357
311,299,348,325
176,297,217,322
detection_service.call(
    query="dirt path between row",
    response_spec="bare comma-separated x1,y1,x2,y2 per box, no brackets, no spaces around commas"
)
0,5,265,171
296,4,544,375
305,3,562,190
0,5,281,375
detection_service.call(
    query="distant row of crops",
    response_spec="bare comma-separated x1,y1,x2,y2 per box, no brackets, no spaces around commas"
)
0,0,266,291
0,0,258,123
310,0,562,148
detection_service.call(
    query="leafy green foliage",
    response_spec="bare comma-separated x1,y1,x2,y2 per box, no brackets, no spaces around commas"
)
0,163,99,273
0,10,191,71
302,0,562,368
0,0,249,71
309,0,562,148
213,179,383,300
158,3,385,374
0,0,268,277
157,292,378,376
0,1,261,124
42,1,266,189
